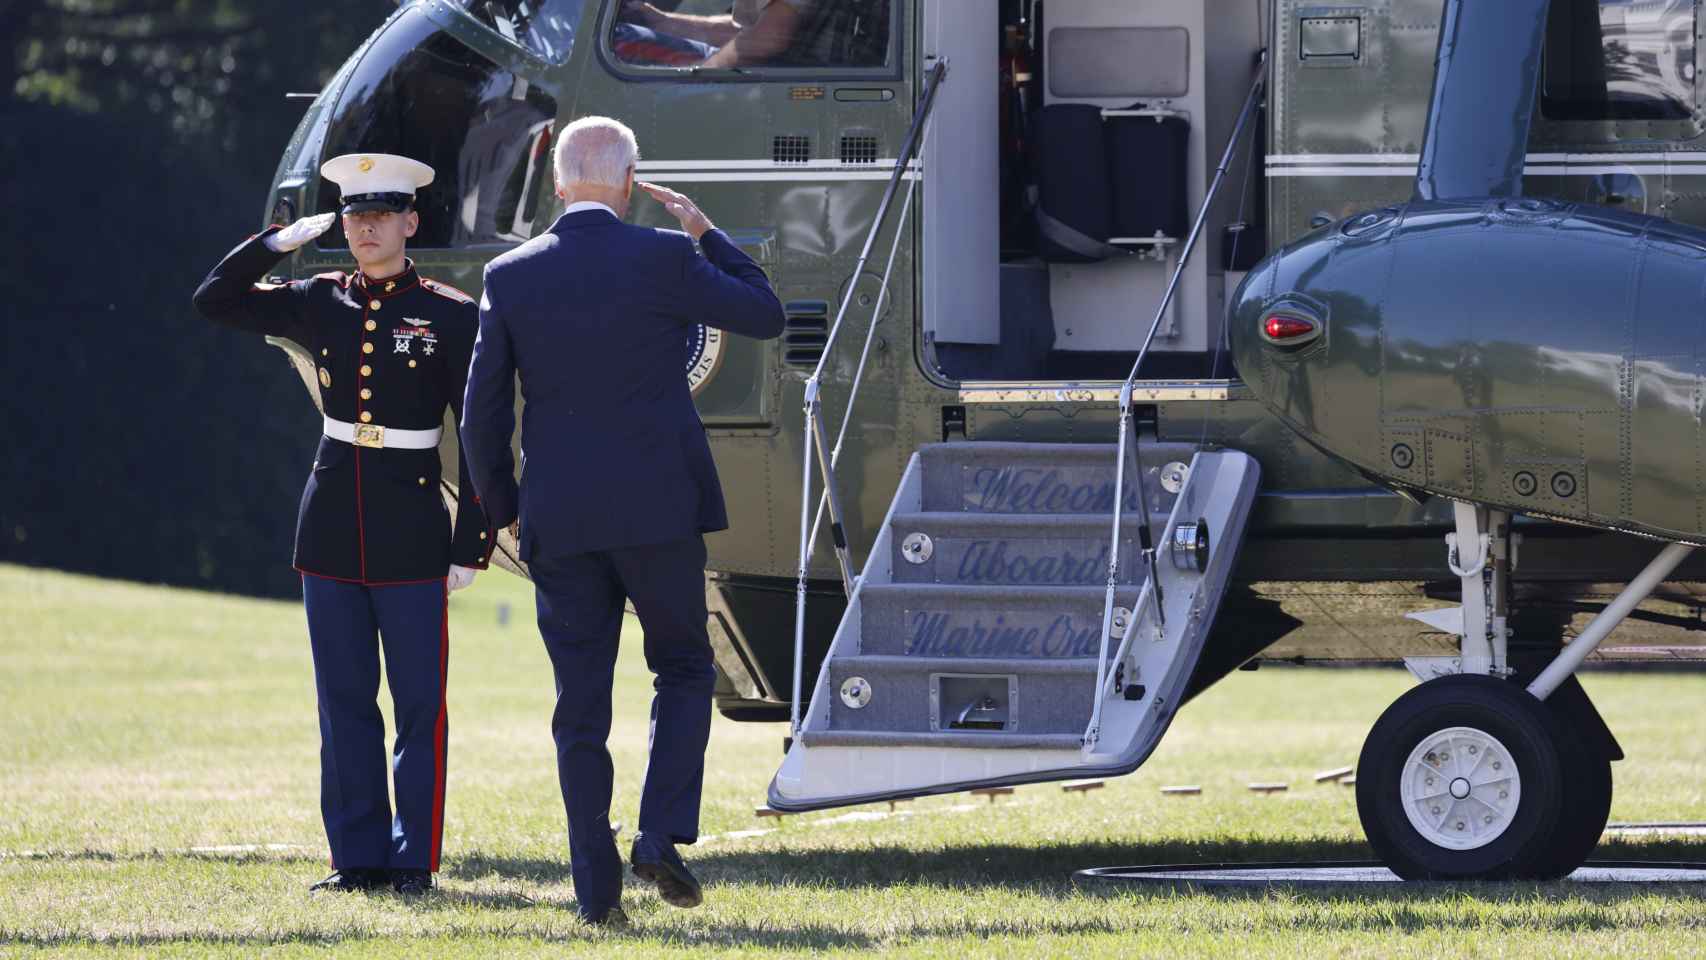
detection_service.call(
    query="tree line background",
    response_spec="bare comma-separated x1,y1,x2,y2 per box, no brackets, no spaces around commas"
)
1,0,398,598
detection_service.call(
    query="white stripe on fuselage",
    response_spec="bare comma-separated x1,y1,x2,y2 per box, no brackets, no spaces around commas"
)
1267,151,1706,177
638,171,922,182
1267,152,1706,165
633,158,922,182
1269,165,1685,177
637,158,920,170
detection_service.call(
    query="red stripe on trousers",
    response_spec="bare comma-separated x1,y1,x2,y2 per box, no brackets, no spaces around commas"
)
430,578,449,871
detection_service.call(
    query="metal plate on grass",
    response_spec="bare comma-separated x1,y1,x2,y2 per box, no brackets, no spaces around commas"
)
1074,861,1706,888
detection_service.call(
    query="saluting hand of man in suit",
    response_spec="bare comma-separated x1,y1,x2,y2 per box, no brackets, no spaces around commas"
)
638,182,713,239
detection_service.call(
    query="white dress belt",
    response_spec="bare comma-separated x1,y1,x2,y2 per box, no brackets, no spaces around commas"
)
323,415,443,450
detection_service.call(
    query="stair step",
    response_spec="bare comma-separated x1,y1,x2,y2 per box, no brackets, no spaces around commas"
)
917,441,1201,515
797,729,1085,750
832,654,1102,676
859,583,1143,658
888,512,1153,586
825,655,1097,736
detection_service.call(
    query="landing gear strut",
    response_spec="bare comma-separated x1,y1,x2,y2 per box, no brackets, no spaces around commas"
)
1359,504,1694,879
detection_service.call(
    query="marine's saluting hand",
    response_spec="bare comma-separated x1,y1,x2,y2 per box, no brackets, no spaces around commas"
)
266,212,337,253
638,182,715,240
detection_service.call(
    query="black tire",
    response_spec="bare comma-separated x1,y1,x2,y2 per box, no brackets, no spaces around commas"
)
1529,695,1614,879
1356,675,1567,880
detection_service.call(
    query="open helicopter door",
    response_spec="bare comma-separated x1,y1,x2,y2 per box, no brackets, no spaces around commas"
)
767,441,1259,811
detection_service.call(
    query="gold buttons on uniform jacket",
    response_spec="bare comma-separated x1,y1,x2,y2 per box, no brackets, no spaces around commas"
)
479,531,487,540
418,476,428,486
360,364,372,377
365,319,376,332
321,348,328,357
359,411,373,423
360,388,372,400
369,300,381,311
362,342,374,354
408,359,417,368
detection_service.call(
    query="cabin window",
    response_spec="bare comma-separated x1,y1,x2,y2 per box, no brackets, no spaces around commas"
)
316,8,560,249
456,0,584,64
1543,0,1698,121
608,0,893,73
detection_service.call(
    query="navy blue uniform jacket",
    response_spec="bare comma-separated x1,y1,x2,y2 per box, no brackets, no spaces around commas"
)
193,227,497,583
460,209,785,558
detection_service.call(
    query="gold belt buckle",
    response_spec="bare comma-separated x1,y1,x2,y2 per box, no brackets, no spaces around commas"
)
352,423,386,449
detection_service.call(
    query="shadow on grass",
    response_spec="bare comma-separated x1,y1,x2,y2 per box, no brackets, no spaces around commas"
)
0,920,882,950
446,850,571,884
8,839,1706,948
448,835,1706,904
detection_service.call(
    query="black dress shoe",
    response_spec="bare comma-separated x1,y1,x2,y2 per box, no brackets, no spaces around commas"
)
391,869,434,896
578,904,631,927
309,868,384,893
629,832,702,908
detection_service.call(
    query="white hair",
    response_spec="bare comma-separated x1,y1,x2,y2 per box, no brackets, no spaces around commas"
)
553,116,640,190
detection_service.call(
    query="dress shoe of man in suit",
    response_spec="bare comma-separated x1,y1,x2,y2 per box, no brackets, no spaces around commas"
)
630,831,702,908
309,868,385,893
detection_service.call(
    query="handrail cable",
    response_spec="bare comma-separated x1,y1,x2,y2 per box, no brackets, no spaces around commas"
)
1086,54,1268,747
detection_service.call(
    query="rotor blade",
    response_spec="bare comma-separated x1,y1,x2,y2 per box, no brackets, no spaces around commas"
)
1414,0,1549,201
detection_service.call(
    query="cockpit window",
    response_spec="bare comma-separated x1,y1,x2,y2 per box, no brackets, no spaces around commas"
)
457,0,584,64
1543,0,1698,121
610,0,892,72
317,8,559,249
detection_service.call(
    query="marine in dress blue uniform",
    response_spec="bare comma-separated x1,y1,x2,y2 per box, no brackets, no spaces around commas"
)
459,120,784,923
192,153,496,895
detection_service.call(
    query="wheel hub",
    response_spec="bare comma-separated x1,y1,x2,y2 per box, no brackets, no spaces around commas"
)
1401,725,1521,851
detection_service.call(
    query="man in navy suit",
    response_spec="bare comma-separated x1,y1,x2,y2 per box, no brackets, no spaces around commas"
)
459,116,784,925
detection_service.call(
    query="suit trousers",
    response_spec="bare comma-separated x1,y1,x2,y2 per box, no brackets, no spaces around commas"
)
529,534,715,915
301,574,450,871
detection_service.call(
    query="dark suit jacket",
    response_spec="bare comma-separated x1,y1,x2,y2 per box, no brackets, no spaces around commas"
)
460,209,785,558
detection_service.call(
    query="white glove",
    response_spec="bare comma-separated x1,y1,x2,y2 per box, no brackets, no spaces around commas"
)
265,212,337,253
447,564,478,593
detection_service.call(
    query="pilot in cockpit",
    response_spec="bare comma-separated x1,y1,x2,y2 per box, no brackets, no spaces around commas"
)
614,0,831,68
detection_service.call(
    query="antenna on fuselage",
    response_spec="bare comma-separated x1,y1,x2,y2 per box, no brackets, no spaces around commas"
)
1413,0,1549,201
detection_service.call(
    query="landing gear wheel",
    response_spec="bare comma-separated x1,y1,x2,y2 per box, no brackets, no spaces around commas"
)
1357,675,1566,880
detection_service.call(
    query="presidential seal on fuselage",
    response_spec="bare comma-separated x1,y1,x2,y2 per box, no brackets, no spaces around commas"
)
686,322,724,395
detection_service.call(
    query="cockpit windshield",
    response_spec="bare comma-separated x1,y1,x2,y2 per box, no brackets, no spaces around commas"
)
317,7,559,249
456,0,583,64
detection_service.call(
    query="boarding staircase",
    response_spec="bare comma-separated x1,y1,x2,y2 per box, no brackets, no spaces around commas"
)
768,441,1260,809
768,54,1268,810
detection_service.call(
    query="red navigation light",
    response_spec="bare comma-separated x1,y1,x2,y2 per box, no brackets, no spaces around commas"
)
1262,314,1318,345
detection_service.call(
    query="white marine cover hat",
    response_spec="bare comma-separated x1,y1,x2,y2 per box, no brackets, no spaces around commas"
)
321,153,435,214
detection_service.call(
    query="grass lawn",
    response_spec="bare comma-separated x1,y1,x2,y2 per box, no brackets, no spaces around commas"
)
2,562,1704,957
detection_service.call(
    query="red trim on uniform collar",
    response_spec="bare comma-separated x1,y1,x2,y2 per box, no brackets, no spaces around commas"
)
355,259,421,299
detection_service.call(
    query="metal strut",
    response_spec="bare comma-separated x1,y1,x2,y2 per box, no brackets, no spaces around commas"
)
790,58,950,738
1527,542,1695,700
